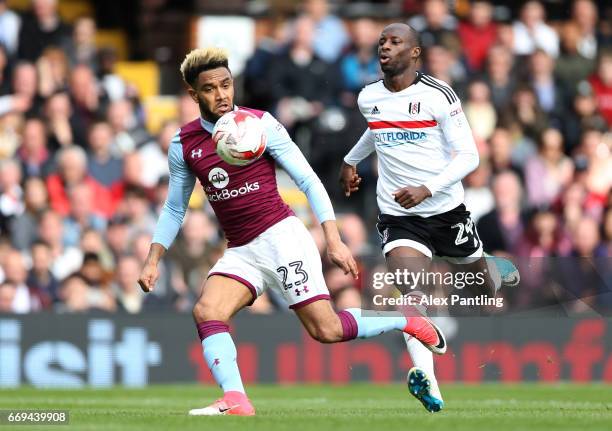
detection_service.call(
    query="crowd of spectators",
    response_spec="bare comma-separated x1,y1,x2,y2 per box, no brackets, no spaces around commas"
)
0,0,610,315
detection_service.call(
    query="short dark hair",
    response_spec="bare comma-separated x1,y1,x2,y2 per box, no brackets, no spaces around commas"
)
407,25,421,47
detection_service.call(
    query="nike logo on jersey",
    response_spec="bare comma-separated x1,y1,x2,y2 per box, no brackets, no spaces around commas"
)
371,106,380,115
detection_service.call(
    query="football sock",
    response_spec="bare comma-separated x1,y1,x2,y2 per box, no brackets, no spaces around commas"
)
197,320,246,394
404,333,443,400
338,308,407,340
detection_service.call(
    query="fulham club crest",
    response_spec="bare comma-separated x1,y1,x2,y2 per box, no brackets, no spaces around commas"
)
408,102,420,115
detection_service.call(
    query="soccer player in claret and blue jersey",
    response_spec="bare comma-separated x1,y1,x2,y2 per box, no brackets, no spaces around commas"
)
137,47,447,416
340,23,521,412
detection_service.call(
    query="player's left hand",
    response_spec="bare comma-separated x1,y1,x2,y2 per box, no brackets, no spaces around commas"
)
327,241,359,279
392,185,432,209
339,162,361,197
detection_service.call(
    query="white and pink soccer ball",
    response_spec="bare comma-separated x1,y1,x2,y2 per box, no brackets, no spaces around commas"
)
212,110,267,166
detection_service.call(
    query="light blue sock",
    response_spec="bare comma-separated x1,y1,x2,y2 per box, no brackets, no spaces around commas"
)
344,308,407,338
201,332,245,393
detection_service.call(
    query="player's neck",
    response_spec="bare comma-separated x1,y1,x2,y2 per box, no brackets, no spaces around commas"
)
200,112,219,124
383,68,419,93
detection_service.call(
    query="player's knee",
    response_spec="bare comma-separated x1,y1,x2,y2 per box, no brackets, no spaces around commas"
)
309,322,343,344
192,297,228,323
192,301,207,322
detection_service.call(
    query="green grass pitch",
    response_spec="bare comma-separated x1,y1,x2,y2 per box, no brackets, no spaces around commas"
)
1,384,611,431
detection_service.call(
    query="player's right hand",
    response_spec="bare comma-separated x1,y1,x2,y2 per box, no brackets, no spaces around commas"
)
339,162,361,197
138,263,159,293
327,240,359,279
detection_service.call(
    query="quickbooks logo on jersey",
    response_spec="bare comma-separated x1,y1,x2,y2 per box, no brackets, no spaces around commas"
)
209,167,230,189
206,166,260,202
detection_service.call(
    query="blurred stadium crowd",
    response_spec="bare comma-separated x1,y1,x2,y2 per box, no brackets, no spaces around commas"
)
0,0,610,314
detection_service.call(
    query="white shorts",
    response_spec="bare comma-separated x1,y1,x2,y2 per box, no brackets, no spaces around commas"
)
208,216,330,309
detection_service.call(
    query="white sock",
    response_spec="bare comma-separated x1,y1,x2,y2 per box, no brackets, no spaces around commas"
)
404,333,442,400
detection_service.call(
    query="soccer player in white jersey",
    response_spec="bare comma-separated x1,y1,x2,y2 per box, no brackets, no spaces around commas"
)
340,23,520,412
137,47,448,417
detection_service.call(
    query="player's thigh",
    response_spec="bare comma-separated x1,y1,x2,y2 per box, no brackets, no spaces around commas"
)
378,214,433,293
386,246,432,295
386,246,432,272
193,275,254,323
194,248,264,322
293,298,343,343
257,216,330,310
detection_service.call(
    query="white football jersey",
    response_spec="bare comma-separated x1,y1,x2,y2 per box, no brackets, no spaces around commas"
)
345,72,479,217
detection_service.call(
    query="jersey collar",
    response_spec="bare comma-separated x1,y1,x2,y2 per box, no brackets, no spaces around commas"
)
413,71,422,85
199,105,238,134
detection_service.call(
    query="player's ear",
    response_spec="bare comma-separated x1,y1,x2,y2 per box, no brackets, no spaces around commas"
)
412,46,421,60
187,87,198,104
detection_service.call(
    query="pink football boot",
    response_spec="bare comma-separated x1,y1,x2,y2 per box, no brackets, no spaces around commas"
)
188,391,255,416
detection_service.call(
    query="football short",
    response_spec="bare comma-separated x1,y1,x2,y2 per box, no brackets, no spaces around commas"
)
376,204,483,262
208,216,329,309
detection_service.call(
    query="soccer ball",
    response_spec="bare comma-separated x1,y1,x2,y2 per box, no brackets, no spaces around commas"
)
212,110,267,166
